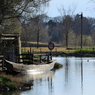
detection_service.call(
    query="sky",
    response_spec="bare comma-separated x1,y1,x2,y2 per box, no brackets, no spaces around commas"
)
45,0,95,18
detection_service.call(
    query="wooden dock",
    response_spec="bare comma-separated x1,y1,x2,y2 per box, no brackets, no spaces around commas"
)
0,52,53,73
0,53,52,70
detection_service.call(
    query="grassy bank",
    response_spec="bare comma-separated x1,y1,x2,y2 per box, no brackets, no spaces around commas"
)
22,41,95,54
21,47,75,54
21,46,95,57
0,72,26,90
51,62,63,71
75,48,95,54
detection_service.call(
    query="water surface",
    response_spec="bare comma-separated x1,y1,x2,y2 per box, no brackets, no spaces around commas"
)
2,57,95,95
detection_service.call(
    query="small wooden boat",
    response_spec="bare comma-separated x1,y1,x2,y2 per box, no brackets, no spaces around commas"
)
4,60,56,73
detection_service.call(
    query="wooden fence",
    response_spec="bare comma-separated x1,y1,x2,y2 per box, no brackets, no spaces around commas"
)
17,53,52,64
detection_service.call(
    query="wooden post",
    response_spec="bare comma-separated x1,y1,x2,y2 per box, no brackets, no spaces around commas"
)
40,55,42,63
2,56,4,70
31,54,34,64
33,49,34,54
93,48,94,52
55,48,57,56
28,50,29,54
47,54,49,63
24,47,25,53
17,34,22,62
18,34,21,55
50,50,52,61
30,47,32,54
40,48,41,53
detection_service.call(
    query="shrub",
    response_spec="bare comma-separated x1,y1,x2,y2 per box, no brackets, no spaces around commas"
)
51,62,63,71
0,75,16,88
6,81,17,89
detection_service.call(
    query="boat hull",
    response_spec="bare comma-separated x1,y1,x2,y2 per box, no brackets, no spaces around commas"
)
5,60,56,73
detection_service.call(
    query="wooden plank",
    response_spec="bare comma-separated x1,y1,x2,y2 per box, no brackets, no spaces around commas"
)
0,55,3,58
1,37,15,40
2,33,20,37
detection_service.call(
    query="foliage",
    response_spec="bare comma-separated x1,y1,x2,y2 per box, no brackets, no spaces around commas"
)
34,55,39,58
0,0,50,25
0,74,26,89
51,62,63,71
0,75,17,89
1,0,95,47
42,58,47,62
5,81,17,89
45,14,95,47
1,18,21,34
82,35,93,46
21,14,49,45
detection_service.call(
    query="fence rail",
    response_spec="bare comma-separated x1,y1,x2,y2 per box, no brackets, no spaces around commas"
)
18,53,52,64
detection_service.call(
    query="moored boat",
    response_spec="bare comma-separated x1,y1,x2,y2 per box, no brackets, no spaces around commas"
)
4,59,56,73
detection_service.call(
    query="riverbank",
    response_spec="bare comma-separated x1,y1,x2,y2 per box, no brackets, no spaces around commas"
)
0,49,94,91
0,72,33,91
59,52,95,57
55,48,95,57
0,61,58,91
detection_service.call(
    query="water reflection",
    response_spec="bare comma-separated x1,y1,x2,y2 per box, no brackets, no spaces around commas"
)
64,57,82,94
2,57,95,95
17,71,54,95
53,57,95,95
81,58,83,95
48,77,53,95
16,71,54,81
65,57,69,90
20,71,54,95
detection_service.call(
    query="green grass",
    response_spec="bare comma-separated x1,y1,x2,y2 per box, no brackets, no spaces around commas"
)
21,45,95,56
21,47,67,53
0,75,17,89
75,48,95,54
21,47,76,55
0,73,26,90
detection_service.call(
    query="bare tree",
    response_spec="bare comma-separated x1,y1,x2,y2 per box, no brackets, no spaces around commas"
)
58,5,76,48
21,14,49,47
0,0,50,25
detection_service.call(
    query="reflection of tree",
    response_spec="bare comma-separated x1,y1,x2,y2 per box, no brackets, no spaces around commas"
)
65,57,68,88
48,77,53,95
81,58,83,95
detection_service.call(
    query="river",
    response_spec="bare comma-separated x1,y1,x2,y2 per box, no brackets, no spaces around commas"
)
1,57,95,95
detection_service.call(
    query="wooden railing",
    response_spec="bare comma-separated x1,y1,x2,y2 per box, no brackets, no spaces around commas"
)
17,53,52,64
